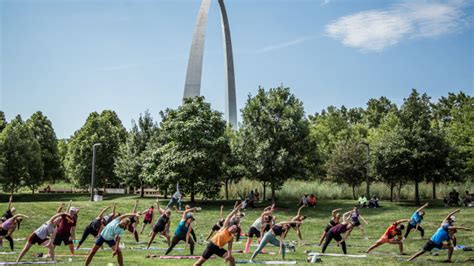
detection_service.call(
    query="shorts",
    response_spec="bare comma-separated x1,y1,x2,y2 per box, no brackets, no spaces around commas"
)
212,224,221,231
352,221,361,227
423,240,443,251
53,234,72,246
0,229,8,236
28,233,48,245
248,227,261,238
128,224,136,233
95,235,116,247
153,223,166,234
143,219,152,225
202,242,227,259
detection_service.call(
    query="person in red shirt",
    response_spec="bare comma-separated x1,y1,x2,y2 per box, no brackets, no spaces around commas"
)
366,219,409,255
140,205,155,234
51,206,78,256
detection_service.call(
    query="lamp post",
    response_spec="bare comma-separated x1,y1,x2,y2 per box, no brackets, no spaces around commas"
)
362,142,370,199
90,143,101,201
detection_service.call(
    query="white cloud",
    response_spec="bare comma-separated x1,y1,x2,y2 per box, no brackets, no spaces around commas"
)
321,0,330,6
325,0,471,52
256,36,315,54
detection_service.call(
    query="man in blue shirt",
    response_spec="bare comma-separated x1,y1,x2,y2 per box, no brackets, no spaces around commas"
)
404,203,428,240
84,212,139,266
408,209,471,262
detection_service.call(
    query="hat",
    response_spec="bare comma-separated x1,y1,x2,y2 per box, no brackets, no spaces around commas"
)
10,207,16,213
450,215,456,222
69,207,79,213
186,213,195,220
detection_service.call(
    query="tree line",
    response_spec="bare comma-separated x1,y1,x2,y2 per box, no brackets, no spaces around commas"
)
0,88,472,204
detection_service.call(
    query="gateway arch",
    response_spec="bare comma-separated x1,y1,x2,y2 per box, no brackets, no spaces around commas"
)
183,0,237,129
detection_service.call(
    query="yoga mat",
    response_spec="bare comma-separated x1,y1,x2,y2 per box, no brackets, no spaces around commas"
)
308,252,367,258
159,255,214,259
0,252,17,255
130,247,184,251
236,260,297,265
0,262,56,265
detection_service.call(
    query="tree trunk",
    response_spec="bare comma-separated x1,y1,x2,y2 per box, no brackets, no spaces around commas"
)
263,181,266,202
191,181,195,203
225,179,229,200
271,186,276,203
390,182,394,202
164,187,168,199
397,180,403,201
414,180,420,205
432,182,436,199
140,185,144,198
352,185,356,200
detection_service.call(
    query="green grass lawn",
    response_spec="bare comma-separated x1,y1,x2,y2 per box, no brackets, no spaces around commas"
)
0,194,473,265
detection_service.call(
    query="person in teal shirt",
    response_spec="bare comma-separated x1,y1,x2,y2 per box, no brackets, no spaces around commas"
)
409,209,471,262
84,212,139,266
165,207,197,255
404,203,428,240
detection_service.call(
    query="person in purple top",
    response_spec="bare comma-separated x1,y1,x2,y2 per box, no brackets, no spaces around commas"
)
346,206,369,240
0,214,28,251
321,211,354,254
408,209,471,262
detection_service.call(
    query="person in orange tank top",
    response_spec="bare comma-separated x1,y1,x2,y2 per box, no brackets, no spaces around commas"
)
193,204,242,266
366,219,409,255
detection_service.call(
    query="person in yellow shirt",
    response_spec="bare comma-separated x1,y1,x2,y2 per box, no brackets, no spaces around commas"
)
193,204,242,266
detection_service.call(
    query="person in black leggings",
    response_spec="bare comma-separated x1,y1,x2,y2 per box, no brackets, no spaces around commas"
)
165,208,197,255
147,199,172,249
76,206,111,250
404,203,428,240
321,211,354,254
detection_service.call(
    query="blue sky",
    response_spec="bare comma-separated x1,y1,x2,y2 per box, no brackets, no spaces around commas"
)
1,0,473,139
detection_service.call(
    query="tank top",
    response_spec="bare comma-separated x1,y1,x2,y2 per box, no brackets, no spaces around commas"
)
272,225,285,236
156,214,169,227
144,208,153,221
212,228,233,248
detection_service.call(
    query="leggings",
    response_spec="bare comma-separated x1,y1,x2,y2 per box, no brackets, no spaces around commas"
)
250,231,285,260
404,223,424,239
166,198,182,210
0,229,14,251
322,231,346,254
191,229,197,242
78,225,98,246
165,235,194,255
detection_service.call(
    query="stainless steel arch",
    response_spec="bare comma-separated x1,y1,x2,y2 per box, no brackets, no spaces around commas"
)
183,0,237,129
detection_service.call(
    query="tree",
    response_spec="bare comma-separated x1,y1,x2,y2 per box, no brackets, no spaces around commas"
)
222,126,245,200
57,139,69,182
66,110,126,188
365,96,398,128
0,115,43,193
114,110,159,197
26,111,63,183
0,111,7,132
149,97,227,202
433,92,473,179
240,86,311,202
371,126,410,201
398,89,448,205
326,139,367,199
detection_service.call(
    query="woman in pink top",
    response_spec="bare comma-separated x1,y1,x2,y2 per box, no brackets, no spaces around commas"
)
0,214,28,250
